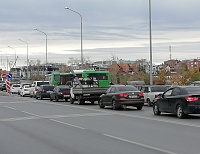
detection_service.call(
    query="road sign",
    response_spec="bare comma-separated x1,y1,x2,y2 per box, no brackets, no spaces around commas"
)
7,73,12,78
1,73,7,78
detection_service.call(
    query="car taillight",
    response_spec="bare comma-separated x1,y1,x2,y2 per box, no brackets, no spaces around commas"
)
155,95,158,98
185,96,198,101
41,90,45,93
138,93,144,97
62,92,69,95
119,93,128,98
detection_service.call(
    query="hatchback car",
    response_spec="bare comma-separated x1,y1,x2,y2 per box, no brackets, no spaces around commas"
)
10,84,21,94
50,85,71,102
153,86,200,118
98,85,144,110
20,85,31,97
35,85,54,100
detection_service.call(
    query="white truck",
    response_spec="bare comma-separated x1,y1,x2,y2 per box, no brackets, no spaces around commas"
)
140,85,168,106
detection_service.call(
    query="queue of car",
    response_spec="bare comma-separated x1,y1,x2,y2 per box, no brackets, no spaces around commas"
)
3,80,200,119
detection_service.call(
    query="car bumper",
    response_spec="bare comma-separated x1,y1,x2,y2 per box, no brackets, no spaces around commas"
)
116,99,144,107
185,105,200,114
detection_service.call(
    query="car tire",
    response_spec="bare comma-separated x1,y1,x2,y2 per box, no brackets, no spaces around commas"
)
98,99,105,108
55,96,59,102
137,106,143,110
147,98,152,107
112,100,118,110
153,103,161,115
70,97,74,104
176,105,186,119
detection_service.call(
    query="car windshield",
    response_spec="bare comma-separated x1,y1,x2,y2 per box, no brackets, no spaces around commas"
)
151,86,167,92
118,86,139,92
185,87,200,94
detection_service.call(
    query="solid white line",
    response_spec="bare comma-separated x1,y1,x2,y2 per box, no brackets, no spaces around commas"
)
103,134,178,154
49,119,85,130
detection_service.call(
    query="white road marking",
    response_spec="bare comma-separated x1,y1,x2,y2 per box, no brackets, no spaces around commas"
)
103,134,178,154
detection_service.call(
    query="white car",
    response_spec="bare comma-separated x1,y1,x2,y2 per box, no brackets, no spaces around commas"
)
140,85,168,106
10,84,21,94
29,81,50,98
20,85,31,97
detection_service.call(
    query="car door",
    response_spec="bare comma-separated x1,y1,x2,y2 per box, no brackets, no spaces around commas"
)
51,87,57,99
106,87,117,106
168,87,181,112
159,89,173,111
102,87,112,105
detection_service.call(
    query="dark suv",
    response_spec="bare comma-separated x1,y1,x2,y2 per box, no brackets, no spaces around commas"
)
35,85,54,100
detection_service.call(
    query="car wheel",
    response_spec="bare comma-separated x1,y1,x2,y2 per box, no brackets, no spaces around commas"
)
70,97,74,104
147,99,152,107
112,100,118,110
137,106,143,110
98,99,105,108
55,96,59,102
176,105,186,119
153,103,161,115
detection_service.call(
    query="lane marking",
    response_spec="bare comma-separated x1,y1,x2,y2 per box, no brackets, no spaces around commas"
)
103,134,178,154
49,119,85,130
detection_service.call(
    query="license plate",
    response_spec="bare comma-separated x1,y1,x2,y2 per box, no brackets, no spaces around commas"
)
129,95,138,98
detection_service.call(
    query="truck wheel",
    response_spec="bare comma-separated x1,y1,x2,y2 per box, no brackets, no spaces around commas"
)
78,97,84,105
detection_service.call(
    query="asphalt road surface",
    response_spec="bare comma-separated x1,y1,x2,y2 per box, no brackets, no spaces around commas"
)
0,93,200,154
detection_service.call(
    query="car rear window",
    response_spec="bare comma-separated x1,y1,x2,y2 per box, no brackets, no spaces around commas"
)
43,86,54,90
118,86,139,92
151,86,167,92
185,87,200,94
37,82,50,86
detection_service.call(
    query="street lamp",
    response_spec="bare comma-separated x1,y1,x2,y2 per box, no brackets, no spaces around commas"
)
65,7,83,68
149,0,153,85
34,28,48,64
0,51,8,71
7,46,17,68
19,39,29,80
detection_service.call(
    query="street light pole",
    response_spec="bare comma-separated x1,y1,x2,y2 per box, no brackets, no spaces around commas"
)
7,46,17,68
149,0,153,85
0,51,8,71
34,28,48,64
19,39,29,80
65,7,83,68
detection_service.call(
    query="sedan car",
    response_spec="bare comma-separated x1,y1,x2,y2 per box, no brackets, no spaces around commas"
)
50,85,71,102
153,86,200,118
98,85,144,110
35,85,54,100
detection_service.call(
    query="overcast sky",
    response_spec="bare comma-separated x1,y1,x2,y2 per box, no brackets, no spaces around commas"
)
1,0,200,67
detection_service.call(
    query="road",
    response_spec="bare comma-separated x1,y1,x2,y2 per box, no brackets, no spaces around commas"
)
0,93,200,154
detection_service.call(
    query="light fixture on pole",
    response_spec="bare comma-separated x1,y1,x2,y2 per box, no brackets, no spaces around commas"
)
19,39,29,80
34,28,48,64
149,0,153,85
7,46,17,68
65,7,83,68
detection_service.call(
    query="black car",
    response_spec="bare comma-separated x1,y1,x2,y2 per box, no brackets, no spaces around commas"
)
35,85,54,100
98,85,144,110
153,86,200,118
50,85,71,102
0,83,6,91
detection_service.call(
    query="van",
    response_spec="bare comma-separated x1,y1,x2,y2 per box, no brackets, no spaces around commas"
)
29,81,50,98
